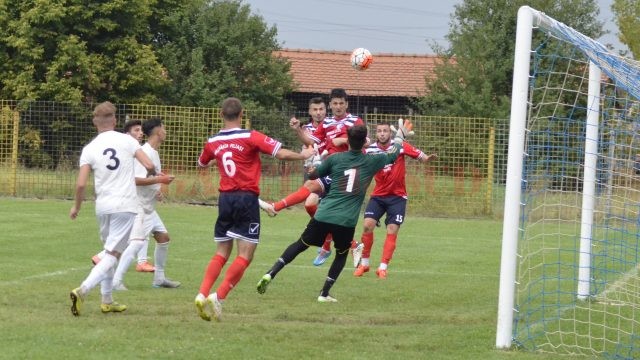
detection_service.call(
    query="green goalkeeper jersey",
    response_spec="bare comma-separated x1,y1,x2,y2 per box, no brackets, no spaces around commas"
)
314,143,401,227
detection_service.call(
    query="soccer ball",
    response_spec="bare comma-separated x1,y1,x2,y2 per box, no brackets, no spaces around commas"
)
350,48,373,70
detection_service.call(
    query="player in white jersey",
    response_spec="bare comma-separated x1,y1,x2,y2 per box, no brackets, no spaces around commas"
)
125,120,156,272
69,101,156,316
112,117,180,290
91,119,156,272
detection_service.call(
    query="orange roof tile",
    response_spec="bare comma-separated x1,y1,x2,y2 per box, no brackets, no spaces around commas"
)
274,48,440,97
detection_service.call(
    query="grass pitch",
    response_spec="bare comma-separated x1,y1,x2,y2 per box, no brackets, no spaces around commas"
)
0,198,565,359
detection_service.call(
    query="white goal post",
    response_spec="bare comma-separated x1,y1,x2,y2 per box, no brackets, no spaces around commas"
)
497,6,640,357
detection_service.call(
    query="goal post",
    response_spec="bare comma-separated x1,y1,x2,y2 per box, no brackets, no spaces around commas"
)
497,6,640,357
495,5,533,349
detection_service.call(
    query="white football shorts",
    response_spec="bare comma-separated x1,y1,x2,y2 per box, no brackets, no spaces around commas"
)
129,210,167,241
97,212,137,253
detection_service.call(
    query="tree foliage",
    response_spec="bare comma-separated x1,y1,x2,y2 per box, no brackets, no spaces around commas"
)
612,0,640,58
417,0,604,118
0,0,293,108
152,0,293,109
0,0,167,103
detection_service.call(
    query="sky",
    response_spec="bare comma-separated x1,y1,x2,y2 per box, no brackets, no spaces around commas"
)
243,0,624,54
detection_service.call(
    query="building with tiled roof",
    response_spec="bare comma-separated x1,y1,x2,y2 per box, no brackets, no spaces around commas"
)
274,48,441,115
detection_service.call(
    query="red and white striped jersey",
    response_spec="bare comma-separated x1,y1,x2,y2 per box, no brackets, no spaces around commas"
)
365,141,425,198
198,128,281,195
301,120,326,153
307,113,364,154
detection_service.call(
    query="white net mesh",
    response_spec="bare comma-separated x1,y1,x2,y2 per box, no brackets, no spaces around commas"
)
511,9,640,358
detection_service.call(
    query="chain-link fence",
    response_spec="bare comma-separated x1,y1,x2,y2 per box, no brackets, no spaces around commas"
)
0,99,508,218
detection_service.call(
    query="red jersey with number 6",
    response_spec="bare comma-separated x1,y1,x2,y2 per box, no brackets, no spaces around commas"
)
198,128,282,195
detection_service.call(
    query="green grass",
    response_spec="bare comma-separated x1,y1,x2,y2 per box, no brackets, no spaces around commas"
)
0,198,566,360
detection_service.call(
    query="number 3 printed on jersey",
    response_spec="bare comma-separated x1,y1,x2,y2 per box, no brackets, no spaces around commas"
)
103,148,120,170
222,151,236,177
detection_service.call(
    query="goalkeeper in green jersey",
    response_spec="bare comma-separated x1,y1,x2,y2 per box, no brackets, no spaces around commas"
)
257,121,412,302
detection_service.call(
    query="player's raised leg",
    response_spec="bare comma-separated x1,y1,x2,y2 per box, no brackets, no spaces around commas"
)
258,238,310,294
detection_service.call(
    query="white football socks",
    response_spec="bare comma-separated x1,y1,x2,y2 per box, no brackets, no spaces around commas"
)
100,266,115,304
81,253,117,294
137,239,149,264
154,242,169,283
113,240,145,284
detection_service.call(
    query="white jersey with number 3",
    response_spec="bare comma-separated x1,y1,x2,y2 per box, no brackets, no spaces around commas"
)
79,130,141,215
134,142,161,214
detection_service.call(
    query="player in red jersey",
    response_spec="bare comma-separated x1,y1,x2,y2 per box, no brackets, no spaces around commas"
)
256,124,406,303
300,96,327,186
194,97,313,321
354,121,437,279
298,96,336,266
260,88,365,215
259,89,366,265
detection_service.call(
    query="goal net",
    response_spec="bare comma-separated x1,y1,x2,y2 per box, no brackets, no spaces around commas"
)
496,6,640,358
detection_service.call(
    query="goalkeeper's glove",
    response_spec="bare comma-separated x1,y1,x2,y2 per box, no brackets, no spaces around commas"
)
391,118,414,144
304,144,327,168
313,149,328,167
303,144,319,168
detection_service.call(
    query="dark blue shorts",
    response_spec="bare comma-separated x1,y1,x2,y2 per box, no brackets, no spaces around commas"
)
214,191,261,243
314,175,331,196
300,218,355,252
363,196,407,226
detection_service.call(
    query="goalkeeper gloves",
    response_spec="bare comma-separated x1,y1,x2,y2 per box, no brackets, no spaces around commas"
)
315,150,329,167
391,118,414,144
304,144,328,168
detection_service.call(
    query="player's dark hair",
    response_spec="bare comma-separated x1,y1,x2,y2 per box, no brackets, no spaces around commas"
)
221,97,243,121
308,97,325,106
377,121,391,127
348,125,368,150
143,117,163,136
123,119,142,133
330,88,348,102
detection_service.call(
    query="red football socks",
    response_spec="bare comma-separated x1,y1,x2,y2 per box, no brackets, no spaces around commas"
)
198,254,227,296
361,232,374,258
216,256,251,300
381,234,397,264
321,234,332,252
274,186,311,211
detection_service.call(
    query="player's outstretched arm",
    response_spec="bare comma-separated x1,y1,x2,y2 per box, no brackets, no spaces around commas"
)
421,153,438,163
290,117,315,146
275,147,314,161
136,173,175,186
391,118,415,144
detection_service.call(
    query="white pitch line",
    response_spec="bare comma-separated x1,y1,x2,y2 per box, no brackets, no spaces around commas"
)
594,263,640,302
0,260,498,286
0,267,85,286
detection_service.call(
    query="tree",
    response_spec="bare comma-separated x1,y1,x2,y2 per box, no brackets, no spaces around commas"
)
417,0,604,118
612,0,640,58
154,0,294,109
0,0,168,103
